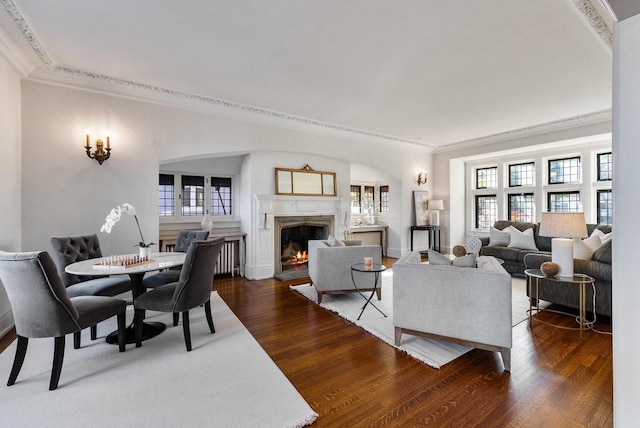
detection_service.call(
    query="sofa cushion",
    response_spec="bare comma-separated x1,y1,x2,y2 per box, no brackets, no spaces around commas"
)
591,228,612,244
427,249,452,265
573,234,601,260
453,253,476,268
327,235,345,247
592,239,612,264
507,226,538,251
480,245,522,262
489,227,510,246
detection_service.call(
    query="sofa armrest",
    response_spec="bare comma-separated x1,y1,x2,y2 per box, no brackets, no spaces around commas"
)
523,253,551,270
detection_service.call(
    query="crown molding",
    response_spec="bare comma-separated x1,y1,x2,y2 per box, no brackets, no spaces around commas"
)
571,0,613,50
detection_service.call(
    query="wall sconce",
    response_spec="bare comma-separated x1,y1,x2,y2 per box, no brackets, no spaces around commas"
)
417,171,428,185
85,131,111,165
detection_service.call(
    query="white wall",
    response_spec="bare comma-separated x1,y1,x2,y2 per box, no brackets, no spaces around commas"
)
612,12,640,426
0,51,22,335
20,80,434,266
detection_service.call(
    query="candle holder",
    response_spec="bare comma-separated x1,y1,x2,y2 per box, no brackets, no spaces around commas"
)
85,132,112,165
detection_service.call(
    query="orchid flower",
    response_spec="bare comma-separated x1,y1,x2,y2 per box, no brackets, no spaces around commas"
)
100,203,155,248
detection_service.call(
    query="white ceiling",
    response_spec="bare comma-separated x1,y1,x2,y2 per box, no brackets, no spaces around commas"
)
0,0,615,149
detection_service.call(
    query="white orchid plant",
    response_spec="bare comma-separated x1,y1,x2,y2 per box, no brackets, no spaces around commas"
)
100,203,155,248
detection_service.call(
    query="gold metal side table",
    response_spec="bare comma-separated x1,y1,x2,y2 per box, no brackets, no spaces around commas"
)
525,268,595,339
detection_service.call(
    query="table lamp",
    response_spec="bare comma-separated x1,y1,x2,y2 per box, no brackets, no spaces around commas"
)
538,212,587,277
428,200,444,226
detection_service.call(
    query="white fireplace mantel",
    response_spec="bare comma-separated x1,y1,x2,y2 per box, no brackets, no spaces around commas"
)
245,195,350,279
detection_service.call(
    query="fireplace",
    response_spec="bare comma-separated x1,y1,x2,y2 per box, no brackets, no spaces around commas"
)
274,216,333,281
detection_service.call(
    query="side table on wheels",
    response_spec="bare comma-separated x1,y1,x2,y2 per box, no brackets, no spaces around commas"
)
350,263,387,320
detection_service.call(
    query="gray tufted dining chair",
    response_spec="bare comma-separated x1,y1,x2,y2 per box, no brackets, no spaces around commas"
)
50,234,131,343
134,237,224,351
0,251,127,390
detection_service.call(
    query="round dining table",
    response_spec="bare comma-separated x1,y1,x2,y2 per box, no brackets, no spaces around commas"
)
65,252,186,344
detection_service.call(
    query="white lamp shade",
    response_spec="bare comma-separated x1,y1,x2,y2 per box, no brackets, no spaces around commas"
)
428,199,444,211
538,212,587,238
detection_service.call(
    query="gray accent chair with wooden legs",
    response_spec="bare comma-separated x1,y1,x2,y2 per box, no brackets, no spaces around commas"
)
134,237,224,351
0,251,127,390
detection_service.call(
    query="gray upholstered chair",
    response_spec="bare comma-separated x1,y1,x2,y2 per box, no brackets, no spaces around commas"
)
0,251,127,390
134,237,224,351
50,234,131,343
143,230,210,326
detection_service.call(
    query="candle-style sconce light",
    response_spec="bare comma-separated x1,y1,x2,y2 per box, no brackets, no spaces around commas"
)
417,170,428,185
85,131,111,165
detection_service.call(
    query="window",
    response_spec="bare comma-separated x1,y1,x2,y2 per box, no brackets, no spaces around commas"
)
598,152,612,181
350,185,361,213
475,195,497,230
379,185,389,213
210,177,232,216
509,162,535,187
548,191,581,212
508,193,535,222
597,189,613,225
476,167,497,189
549,157,581,184
158,174,175,216
181,175,205,216
364,186,375,205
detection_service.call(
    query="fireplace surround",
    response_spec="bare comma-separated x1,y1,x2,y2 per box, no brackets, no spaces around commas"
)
274,216,332,280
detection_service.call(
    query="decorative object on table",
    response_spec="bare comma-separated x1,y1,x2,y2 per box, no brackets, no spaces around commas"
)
84,131,111,165
343,229,353,240
100,203,156,257
452,245,467,257
363,256,373,270
465,235,483,256
417,170,428,185
201,213,213,232
362,196,376,225
538,212,587,277
413,190,429,226
428,199,444,226
540,261,560,277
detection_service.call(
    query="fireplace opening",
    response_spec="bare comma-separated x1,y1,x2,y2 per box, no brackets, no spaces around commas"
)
274,219,330,281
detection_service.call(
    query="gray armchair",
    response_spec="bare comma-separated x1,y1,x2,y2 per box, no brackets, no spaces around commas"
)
0,251,126,390
50,234,131,343
134,237,224,351
308,239,383,304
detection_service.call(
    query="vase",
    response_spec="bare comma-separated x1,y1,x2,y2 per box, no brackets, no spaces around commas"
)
139,246,151,259
201,214,213,232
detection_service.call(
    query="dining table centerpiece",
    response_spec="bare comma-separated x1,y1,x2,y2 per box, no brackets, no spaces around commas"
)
100,203,156,258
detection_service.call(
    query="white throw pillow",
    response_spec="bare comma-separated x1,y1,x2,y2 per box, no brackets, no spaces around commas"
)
453,253,476,268
403,251,422,264
427,249,452,265
327,235,345,247
489,227,510,246
507,226,538,251
590,228,612,244
574,234,602,260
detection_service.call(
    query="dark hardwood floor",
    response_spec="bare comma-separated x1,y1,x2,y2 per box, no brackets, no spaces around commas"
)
0,255,613,427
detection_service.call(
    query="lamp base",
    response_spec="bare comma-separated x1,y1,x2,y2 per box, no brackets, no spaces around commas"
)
551,238,574,277
430,210,440,227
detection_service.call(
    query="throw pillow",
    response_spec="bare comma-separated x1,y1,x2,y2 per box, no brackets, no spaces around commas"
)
507,226,538,251
591,228,612,244
327,235,345,247
427,249,452,265
452,253,476,268
574,234,602,260
592,239,612,264
404,251,422,264
489,227,510,246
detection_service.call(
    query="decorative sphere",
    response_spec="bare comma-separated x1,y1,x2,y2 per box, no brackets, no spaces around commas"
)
541,261,560,277
452,245,467,257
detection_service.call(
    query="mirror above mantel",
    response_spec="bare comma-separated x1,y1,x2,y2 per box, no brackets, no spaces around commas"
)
275,164,337,196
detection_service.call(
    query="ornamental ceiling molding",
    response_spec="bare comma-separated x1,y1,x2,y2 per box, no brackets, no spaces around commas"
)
570,0,613,49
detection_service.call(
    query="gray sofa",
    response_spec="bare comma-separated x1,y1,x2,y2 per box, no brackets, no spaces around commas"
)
393,252,512,371
478,220,612,316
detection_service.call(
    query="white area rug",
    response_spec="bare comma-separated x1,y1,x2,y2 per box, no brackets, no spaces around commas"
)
291,271,542,369
0,292,317,428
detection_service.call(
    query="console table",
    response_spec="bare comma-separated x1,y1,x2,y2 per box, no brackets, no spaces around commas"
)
410,225,441,254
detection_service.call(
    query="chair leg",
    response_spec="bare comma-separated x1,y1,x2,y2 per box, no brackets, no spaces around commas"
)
117,312,126,352
73,331,81,349
204,300,215,334
173,312,179,326
90,325,97,341
7,336,28,387
50,336,65,390
134,308,144,348
182,311,192,352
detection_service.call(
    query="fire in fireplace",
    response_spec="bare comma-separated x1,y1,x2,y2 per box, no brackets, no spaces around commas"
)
274,216,332,280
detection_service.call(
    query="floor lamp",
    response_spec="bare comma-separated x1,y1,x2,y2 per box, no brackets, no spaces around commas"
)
538,212,587,278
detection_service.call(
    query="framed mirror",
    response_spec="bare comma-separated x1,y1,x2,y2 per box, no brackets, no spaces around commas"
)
276,165,337,196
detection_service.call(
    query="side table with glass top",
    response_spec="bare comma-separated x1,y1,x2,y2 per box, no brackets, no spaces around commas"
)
350,263,387,320
525,268,595,339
